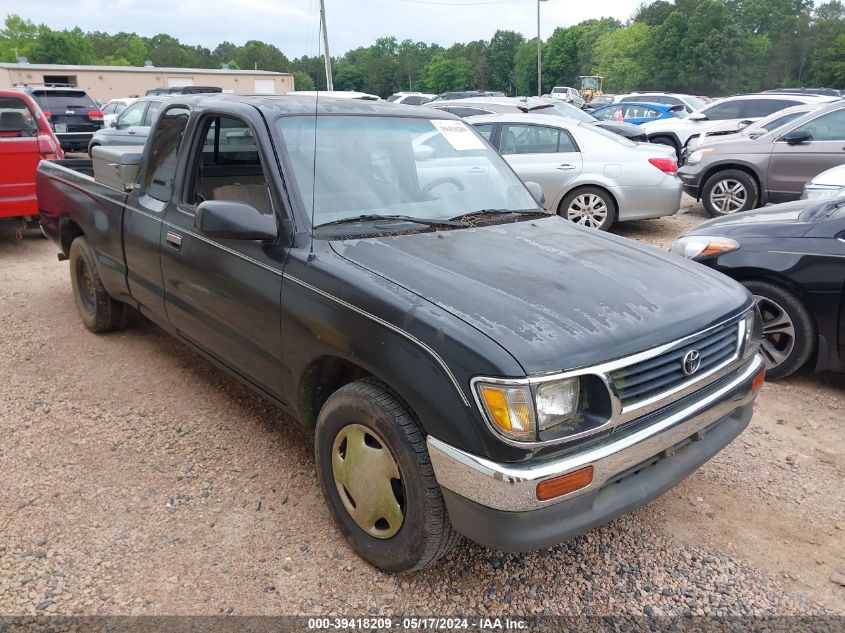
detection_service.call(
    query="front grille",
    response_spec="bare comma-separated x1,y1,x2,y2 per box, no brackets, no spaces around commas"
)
610,321,739,408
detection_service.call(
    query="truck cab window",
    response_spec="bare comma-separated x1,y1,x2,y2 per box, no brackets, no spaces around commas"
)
187,115,273,215
144,107,190,202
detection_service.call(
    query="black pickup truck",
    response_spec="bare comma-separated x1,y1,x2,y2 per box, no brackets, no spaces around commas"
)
37,95,765,572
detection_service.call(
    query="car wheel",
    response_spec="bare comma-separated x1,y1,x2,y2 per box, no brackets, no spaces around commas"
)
743,280,816,380
69,236,129,333
559,187,617,231
314,378,460,572
649,136,679,158
702,170,758,217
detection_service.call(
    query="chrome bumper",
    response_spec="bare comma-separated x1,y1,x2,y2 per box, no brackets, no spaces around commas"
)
428,354,764,512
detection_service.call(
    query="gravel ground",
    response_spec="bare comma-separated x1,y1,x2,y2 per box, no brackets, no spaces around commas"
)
0,196,843,618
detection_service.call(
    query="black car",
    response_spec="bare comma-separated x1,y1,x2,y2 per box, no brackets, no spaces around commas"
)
12,85,104,151
672,197,845,378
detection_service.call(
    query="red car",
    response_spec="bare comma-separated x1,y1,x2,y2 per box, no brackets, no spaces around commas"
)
0,89,64,233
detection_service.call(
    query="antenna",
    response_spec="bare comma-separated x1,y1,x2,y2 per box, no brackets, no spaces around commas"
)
308,12,321,262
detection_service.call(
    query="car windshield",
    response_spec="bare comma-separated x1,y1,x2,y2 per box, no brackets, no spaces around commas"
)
277,115,540,229
31,90,95,111
583,122,638,147
542,102,594,122
685,96,707,111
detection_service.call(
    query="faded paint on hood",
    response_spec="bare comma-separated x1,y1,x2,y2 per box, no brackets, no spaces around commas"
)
330,216,750,374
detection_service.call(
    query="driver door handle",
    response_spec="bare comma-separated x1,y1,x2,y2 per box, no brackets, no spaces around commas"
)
557,163,576,170
165,231,182,250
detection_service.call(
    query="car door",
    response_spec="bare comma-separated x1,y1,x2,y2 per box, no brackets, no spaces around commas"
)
769,108,845,200
111,100,148,145
159,109,287,400
0,95,41,214
498,123,583,211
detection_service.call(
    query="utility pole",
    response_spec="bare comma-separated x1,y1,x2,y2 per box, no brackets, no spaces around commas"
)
319,0,334,91
537,0,548,97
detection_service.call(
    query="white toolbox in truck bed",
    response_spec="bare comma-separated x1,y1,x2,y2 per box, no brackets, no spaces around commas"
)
91,145,142,192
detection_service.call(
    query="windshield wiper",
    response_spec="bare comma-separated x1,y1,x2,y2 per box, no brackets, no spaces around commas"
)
450,208,549,220
314,214,468,229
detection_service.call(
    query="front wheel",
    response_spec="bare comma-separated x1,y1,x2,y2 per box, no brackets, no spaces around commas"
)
702,170,758,217
743,280,816,379
314,378,460,572
559,187,617,231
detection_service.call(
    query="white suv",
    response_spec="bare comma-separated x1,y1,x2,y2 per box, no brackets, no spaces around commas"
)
640,93,837,156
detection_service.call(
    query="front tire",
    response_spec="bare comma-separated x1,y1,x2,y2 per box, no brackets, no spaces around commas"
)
69,236,128,333
559,186,617,231
702,169,758,217
743,280,816,379
315,378,460,572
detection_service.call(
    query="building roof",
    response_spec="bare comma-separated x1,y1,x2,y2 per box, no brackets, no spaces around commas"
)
0,62,291,76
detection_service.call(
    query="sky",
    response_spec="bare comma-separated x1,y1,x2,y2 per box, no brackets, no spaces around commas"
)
0,0,644,58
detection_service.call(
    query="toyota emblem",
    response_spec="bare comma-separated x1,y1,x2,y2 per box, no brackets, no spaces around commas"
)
682,350,701,376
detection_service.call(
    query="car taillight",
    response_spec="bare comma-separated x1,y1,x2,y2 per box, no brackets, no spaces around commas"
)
37,133,63,160
43,111,52,119
649,157,678,174
88,110,104,121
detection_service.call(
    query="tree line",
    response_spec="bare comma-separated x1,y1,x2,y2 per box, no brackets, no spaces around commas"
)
2,0,845,97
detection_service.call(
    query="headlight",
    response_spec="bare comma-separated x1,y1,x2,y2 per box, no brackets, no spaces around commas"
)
670,235,740,259
686,148,711,164
801,185,845,200
742,306,763,359
475,377,581,443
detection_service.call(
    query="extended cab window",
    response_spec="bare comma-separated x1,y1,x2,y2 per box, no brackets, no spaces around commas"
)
144,107,189,202
185,115,274,215
0,97,37,135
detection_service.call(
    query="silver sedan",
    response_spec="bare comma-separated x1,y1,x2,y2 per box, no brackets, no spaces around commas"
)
466,113,682,230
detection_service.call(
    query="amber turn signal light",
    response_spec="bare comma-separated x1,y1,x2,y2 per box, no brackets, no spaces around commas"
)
536,466,594,501
751,369,765,394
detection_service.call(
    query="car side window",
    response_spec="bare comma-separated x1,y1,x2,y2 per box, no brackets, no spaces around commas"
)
703,100,744,120
143,101,163,126
118,102,146,127
144,107,190,202
790,109,845,141
184,115,274,215
0,96,38,133
473,124,494,142
500,124,561,154
743,99,786,118
595,106,621,120
404,96,423,106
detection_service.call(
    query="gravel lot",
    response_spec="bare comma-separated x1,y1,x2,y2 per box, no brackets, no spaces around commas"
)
1,197,843,618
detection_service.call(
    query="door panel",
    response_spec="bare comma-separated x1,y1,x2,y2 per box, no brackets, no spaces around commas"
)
160,112,286,399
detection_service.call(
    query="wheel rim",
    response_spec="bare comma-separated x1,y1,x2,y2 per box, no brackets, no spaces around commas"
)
331,423,405,539
709,179,748,214
567,194,608,229
753,294,796,371
76,257,96,315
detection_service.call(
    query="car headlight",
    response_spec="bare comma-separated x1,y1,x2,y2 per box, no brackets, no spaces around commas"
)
686,148,711,164
475,377,580,443
670,235,740,259
742,306,763,359
800,185,845,200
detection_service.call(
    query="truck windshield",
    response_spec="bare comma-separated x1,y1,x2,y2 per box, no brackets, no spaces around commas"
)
276,115,539,228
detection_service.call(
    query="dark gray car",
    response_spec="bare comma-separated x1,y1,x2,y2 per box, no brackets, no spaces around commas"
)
87,97,165,155
679,100,845,216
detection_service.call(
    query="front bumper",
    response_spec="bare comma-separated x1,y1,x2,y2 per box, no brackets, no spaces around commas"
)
428,354,764,551
678,164,705,199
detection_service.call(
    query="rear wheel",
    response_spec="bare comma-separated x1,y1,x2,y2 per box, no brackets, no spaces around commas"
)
702,169,758,217
69,236,129,333
315,378,460,572
559,187,617,231
743,280,816,379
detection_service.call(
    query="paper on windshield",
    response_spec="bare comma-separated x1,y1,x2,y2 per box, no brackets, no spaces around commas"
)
431,120,486,151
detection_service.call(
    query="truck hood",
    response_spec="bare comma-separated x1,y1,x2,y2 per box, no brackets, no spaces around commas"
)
330,217,750,374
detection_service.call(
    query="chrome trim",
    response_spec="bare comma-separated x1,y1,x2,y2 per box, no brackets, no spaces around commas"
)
282,273,470,407
429,354,764,512
470,308,750,448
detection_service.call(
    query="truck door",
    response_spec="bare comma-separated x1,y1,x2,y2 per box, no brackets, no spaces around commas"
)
123,105,191,321
159,109,287,401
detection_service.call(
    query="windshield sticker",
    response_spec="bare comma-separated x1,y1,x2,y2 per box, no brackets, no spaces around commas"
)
431,120,486,151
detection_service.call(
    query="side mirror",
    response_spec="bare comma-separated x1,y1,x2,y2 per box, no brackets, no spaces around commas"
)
195,200,278,241
109,119,117,128
736,120,753,130
782,129,812,145
524,181,545,205
413,144,435,160
688,112,708,121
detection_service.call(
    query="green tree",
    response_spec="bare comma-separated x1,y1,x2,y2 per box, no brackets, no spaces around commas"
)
29,27,95,65
486,30,524,94
236,40,289,72
633,1,674,26
422,54,473,93
0,15,38,62
593,22,651,92
147,33,187,67
807,1,845,84
293,70,315,91
514,39,539,96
